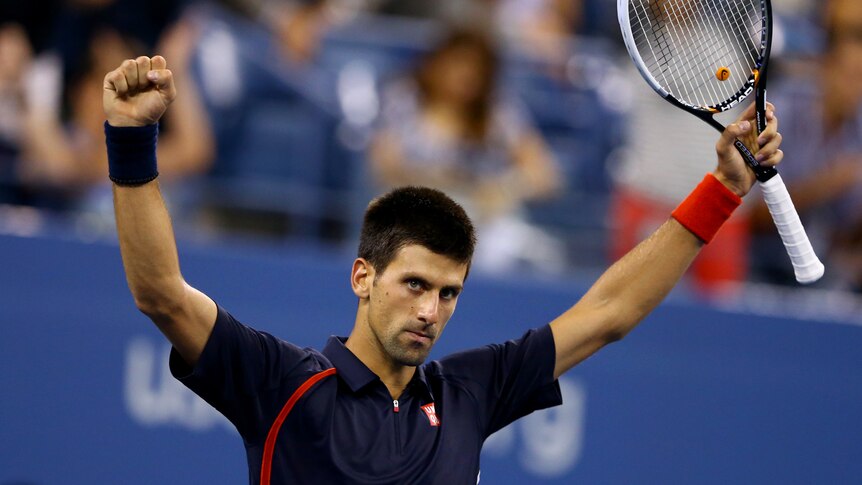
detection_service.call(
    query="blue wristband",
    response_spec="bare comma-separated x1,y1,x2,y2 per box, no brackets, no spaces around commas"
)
104,121,159,186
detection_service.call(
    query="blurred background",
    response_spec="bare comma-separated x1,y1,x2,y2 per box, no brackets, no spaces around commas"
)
1,0,861,483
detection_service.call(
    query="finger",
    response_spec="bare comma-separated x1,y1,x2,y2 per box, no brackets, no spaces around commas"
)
756,132,782,162
121,59,138,91
752,105,777,132
103,69,129,97
737,101,777,125
135,55,152,89
147,69,177,102
757,113,779,146
717,120,752,158
151,55,167,71
759,149,783,168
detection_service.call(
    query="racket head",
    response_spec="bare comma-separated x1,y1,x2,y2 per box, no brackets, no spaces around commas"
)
618,0,771,115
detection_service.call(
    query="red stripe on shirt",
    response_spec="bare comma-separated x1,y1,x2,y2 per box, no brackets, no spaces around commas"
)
260,367,336,485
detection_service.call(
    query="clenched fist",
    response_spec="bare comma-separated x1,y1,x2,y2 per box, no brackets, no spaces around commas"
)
103,55,176,127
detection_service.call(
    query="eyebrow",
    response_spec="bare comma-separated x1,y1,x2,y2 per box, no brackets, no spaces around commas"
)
442,284,463,294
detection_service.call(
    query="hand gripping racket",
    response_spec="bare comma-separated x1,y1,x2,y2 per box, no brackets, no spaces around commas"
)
618,0,825,283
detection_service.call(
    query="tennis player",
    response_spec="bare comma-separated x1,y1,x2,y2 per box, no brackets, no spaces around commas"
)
103,56,782,484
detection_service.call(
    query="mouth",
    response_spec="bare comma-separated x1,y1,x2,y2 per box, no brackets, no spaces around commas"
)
405,330,434,345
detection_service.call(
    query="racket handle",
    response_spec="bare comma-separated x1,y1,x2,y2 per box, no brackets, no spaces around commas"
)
758,174,825,284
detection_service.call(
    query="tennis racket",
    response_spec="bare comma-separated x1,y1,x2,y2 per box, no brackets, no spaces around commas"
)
618,0,825,284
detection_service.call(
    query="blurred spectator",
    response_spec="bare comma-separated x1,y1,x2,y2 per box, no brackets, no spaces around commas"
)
0,24,34,180
772,0,826,58
262,0,337,102
497,0,582,71
749,0,862,291
268,0,330,66
190,0,345,240
14,6,214,209
369,28,565,273
372,0,495,25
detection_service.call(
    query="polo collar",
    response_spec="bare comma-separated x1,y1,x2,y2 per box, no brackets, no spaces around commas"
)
322,336,378,393
322,336,435,401
410,363,435,402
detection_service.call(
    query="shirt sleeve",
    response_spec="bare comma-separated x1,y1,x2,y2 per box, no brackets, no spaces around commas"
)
436,325,562,437
169,305,318,438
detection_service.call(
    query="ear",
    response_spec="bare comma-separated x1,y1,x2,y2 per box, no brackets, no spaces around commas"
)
351,258,374,299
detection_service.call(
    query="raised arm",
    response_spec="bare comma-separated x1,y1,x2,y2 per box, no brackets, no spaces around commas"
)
550,103,783,379
104,55,216,366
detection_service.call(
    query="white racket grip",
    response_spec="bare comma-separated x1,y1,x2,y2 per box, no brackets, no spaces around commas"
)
758,174,825,284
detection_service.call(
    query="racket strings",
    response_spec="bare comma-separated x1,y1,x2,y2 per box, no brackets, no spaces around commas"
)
726,0,762,64
668,0,760,104
665,0,735,105
659,0,755,101
629,0,765,109
706,1,757,91
632,1,715,103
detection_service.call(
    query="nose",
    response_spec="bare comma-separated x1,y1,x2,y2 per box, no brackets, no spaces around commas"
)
416,293,440,325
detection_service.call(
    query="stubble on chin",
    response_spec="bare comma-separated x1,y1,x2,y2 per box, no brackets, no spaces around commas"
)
383,331,432,367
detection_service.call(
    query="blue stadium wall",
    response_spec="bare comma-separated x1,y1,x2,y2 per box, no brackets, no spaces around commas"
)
1,234,860,484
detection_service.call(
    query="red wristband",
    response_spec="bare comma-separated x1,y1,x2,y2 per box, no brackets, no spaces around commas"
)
671,173,742,243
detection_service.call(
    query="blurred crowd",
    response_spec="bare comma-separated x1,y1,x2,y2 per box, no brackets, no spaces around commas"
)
0,0,860,294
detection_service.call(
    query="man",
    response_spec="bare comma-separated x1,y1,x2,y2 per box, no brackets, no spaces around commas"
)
103,56,782,484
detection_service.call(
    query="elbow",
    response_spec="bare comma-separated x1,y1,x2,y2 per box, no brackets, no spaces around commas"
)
130,281,188,321
133,294,182,321
598,319,631,347
603,326,628,345
599,304,644,345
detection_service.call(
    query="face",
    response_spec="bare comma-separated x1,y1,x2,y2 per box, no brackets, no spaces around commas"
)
363,245,467,367
279,5,327,64
428,45,490,106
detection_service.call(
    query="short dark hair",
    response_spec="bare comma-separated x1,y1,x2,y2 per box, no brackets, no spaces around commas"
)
358,186,476,275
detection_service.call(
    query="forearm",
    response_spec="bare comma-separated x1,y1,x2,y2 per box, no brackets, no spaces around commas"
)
551,172,743,377
113,180,186,316
576,219,699,330
550,219,700,376
114,179,217,363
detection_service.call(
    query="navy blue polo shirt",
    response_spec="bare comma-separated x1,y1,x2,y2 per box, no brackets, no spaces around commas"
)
170,306,562,484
